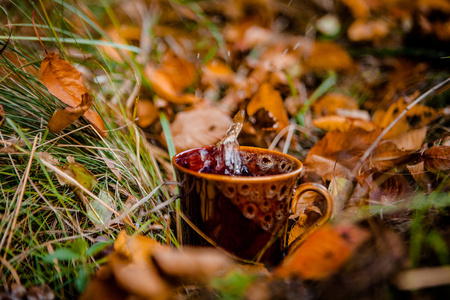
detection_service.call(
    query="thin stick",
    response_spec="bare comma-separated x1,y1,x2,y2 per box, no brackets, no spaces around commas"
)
32,10,47,54
353,77,450,174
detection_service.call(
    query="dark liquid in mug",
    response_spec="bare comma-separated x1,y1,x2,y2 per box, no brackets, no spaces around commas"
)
175,145,255,176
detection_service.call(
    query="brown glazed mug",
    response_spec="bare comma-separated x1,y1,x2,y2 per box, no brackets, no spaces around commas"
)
173,146,332,265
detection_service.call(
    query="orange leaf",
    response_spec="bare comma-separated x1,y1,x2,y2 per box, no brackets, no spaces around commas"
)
347,19,390,42
276,224,371,280
41,53,107,136
312,116,378,133
145,66,199,105
247,82,289,132
48,93,92,133
313,93,358,116
135,99,158,128
41,52,88,108
304,41,354,73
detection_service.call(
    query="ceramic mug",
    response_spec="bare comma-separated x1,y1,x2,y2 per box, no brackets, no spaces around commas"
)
173,146,332,265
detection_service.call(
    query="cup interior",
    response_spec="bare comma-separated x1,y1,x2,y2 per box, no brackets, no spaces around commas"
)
173,146,302,177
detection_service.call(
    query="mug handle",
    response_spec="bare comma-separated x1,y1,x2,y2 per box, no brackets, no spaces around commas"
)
287,182,333,254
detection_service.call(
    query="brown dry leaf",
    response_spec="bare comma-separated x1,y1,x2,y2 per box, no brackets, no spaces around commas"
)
0,104,4,128
276,224,371,280
305,155,353,181
135,99,158,128
170,107,233,152
41,53,107,136
370,141,413,171
306,127,382,170
364,172,414,207
303,41,355,73
373,99,438,139
388,127,427,151
247,82,289,132
347,19,390,42
422,145,450,172
48,93,92,133
313,93,359,116
329,177,355,218
407,161,433,192
313,116,378,133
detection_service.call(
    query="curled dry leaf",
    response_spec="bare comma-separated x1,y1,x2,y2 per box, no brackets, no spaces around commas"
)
41,52,106,136
313,93,358,116
277,224,371,280
369,141,414,171
48,93,92,133
247,82,289,132
422,145,450,172
170,106,233,152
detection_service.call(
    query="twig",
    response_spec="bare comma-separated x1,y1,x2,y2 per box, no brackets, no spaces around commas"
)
353,77,450,174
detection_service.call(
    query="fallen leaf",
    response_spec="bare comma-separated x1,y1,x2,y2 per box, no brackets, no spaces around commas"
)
363,172,414,208
369,141,414,171
145,53,199,105
202,59,235,87
329,177,355,218
313,93,358,116
170,106,233,152
305,154,353,181
135,99,158,128
41,52,107,136
101,26,141,61
312,116,378,132
87,190,115,225
303,41,355,73
422,145,450,172
388,127,427,151
407,162,433,192
66,156,98,191
306,127,382,171
48,92,92,133
373,99,438,139
247,82,289,132
152,247,232,284
347,19,390,42
276,224,371,280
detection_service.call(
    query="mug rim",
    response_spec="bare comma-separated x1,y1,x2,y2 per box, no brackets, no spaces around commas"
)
172,146,303,183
